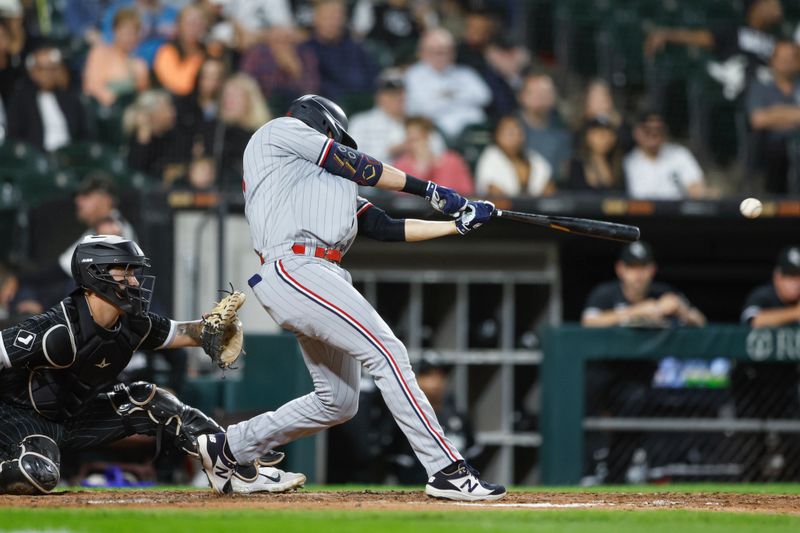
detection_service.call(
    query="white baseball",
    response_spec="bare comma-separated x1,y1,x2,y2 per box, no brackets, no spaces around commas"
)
740,197,762,219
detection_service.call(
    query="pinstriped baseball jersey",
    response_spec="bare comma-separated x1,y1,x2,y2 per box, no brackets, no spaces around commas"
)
242,117,359,261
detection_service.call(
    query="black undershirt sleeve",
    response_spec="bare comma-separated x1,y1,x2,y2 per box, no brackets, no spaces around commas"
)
357,203,406,242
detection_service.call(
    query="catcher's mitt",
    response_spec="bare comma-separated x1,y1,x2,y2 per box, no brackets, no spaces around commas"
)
201,289,246,369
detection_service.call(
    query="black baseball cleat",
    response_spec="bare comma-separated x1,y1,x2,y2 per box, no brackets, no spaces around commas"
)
197,433,237,494
425,460,507,502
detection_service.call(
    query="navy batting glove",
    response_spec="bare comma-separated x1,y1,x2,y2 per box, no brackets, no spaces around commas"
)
425,181,468,217
455,201,495,235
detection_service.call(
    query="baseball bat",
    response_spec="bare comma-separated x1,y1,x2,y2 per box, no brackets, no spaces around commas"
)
492,209,640,243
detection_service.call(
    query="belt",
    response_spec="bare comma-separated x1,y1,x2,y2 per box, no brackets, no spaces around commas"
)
255,244,343,265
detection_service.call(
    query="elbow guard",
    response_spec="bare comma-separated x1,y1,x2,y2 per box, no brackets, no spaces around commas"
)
319,139,383,186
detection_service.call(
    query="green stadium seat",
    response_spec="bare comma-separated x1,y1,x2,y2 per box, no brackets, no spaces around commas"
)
0,142,73,206
454,123,493,172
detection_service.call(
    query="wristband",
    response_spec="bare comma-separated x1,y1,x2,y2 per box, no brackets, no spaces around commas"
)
401,174,429,197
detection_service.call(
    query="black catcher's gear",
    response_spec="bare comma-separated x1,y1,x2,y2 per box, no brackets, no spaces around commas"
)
107,382,223,456
71,235,155,317
286,94,357,149
0,435,60,494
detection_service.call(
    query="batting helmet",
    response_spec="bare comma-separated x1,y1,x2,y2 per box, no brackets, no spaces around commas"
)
71,235,155,316
286,94,358,149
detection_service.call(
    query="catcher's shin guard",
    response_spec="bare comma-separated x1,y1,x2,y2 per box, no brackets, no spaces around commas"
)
0,435,61,494
107,382,223,456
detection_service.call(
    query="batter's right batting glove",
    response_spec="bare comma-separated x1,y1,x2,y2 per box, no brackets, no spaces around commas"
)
426,181,468,217
455,201,495,235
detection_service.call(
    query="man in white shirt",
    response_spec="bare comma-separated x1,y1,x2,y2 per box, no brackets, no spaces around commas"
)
623,111,707,199
348,70,406,162
405,28,491,141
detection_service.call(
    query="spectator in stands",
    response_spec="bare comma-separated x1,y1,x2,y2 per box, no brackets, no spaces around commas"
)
0,0,24,62
302,0,377,102
124,89,182,181
348,69,406,162
517,72,571,181
645,0,783,101
153,3,209,97
393,115,474,195
240,25,319,103
172,156,217,192
219,0,294,49
437,0,468,42
405,27,491,140
741,245,800,327
568,116,624,193
215,73,271,184
624,111,708,199
746,40,800,194
582,241,706,328
475,115,554,197
456,8,496,72
578,79,633,153
482,35,530,120
352,0,425,63
102,0,180,67
174,57,228,158
0,19,22,142
388,360,479,485
7,46,89,152
64,0,106,47
83,8,150,108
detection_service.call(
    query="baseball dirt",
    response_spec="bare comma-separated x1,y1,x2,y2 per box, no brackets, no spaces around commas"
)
1,490,799,514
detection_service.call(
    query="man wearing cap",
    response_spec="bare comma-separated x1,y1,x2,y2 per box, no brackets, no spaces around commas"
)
58,173,136,278
623,111,709,200
348,69,407,162
582,241,707,328
741,246,800,327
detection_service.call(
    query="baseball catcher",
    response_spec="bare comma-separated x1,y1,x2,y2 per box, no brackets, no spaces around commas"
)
0,235,303,494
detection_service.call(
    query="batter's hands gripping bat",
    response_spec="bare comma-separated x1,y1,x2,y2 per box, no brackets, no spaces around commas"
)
492,209,640,243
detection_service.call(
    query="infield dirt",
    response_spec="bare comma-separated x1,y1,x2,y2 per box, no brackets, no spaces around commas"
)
1,490,799,514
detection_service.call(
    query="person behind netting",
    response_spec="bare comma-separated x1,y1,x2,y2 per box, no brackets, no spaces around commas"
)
567,115,625,194
582,241,706,328
351,0,427,63
576,79,633,154
124,89,184,182
645,0,783,102
0,19,23,142
623,111,711,200
0,235,304,495
746,40,800,195
174,56,229,159
83,7,150,109
6,45,89,152
101,0,180,68
348,69,407,163
475,115,554,197
392,115,474,195
387,360,480,485
153,3,210,97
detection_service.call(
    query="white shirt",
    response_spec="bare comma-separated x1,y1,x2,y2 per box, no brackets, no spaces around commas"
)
623,143,704,200
404,62,491,139
223,0,294,31
37,92,70,152
348,107,405,162
475,145,552,196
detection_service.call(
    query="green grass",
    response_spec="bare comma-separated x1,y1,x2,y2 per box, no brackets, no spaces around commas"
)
2,508,799,533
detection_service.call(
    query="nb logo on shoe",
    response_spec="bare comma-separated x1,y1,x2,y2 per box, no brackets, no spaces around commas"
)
460,479,479,493
215,467,228,477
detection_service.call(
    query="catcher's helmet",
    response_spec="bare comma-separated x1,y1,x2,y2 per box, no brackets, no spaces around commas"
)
286,94,358,149
71,235,155,316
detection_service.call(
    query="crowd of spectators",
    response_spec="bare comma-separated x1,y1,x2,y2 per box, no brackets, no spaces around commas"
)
5,0,799,204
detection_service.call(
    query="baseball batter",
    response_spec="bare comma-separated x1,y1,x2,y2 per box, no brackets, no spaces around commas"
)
198,95,504,501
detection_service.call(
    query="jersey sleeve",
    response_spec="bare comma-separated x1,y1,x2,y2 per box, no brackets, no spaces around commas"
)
0,314,74,370
139,313,177,351
270,117,332,165
581,283,616,319
740,285,777,324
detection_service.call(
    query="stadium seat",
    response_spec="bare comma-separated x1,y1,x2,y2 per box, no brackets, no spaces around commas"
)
454,123,493,172
0,142,74,207
54,141,126,177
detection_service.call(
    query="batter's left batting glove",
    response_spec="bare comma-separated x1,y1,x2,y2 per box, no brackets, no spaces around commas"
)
455,201,495,235
426,181,468,217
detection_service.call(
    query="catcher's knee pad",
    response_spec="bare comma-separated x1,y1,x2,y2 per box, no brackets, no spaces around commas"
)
0,435,61,495
108,382,223,456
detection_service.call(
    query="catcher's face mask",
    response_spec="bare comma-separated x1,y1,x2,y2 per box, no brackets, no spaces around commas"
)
88,262,155,316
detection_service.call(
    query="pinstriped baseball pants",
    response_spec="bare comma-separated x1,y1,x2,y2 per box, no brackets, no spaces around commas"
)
226,256,462,476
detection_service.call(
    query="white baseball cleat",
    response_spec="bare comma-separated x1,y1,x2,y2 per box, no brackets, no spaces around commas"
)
231,465,306,494
425,460,506,502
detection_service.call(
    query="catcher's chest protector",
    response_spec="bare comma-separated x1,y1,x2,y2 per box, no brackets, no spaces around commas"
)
17,295,150,421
